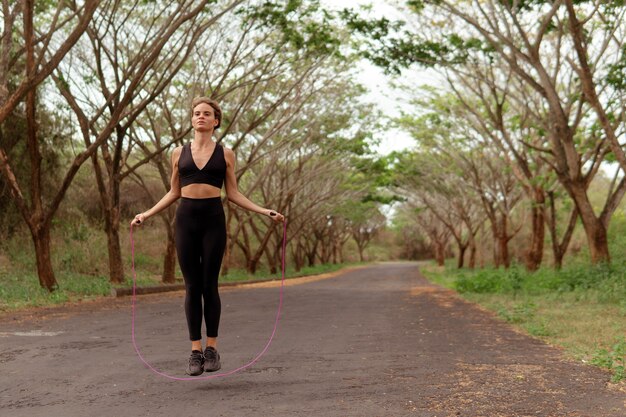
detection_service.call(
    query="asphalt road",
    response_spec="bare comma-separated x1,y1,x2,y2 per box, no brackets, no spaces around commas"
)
1,263,624,416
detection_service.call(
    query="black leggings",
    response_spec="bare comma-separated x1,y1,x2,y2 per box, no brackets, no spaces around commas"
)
175,197,226,341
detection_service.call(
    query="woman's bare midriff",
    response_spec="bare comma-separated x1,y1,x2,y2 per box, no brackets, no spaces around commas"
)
181,183,222,199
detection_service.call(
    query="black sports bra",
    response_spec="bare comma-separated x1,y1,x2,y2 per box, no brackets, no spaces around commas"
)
178,143,226,189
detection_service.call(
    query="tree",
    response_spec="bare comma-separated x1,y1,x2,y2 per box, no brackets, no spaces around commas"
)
127,1,382,276
410,0,626,263
391,149,483,268
343,1,626,264
0,1,99,123
0,1,100,291
52,0,242,284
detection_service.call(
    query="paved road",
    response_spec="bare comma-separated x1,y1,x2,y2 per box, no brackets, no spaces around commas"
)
1,263,624,416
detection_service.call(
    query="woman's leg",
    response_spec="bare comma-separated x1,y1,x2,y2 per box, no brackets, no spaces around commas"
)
175,206,204,345
200,210,226,372
176,202,207,375
201,212,227,342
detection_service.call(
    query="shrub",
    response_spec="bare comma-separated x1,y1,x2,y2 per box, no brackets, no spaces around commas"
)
455,268,511,293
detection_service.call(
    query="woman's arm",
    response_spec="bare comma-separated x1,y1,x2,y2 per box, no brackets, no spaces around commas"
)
223,147,284,222
131,147,182,226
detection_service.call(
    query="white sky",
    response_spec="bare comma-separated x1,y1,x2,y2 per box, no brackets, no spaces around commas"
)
321,0,440,155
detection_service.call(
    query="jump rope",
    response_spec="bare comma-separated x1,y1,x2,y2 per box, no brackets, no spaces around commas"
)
129,218,287,381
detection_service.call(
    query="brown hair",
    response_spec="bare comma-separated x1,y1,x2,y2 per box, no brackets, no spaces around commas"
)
191,96,222,129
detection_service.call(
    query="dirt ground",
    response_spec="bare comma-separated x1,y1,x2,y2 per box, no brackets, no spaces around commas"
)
0,263,624,416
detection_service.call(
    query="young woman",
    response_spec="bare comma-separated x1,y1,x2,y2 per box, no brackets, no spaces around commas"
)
131,97,284,376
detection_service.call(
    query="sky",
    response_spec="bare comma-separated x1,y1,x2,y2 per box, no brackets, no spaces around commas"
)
320,0,441,155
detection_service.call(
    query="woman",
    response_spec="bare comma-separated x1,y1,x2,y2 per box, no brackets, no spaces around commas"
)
131,97,284,376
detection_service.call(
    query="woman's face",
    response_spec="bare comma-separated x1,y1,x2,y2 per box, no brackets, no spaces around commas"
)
192,103,218,132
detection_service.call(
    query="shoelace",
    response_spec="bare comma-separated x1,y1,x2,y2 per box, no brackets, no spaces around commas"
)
189,352,203,365
204,348,217,360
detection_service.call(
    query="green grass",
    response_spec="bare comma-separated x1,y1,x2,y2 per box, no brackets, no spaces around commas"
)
0,262,364,313
0,219,368,312
0,271,111,311
421,262,626,382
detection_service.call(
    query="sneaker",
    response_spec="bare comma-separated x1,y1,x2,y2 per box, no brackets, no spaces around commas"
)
186,350,204,376
203,346,221,372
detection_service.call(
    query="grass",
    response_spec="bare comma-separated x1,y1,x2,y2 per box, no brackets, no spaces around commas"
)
0,262,363,313
421,262,626,383
0,271,111,311
0,219,367,313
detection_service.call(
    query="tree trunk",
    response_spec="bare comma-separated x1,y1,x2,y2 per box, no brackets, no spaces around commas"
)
434,242,445,266
499,233,510,269
492,215,511,269
357,242,365,262
162,232,176,283
247,257,260,274
294,242,304,272
490,223,501,268
570,185,611,263
466,231,477,269
104,207,124,284
553,247,565,270
305,239,317,267
159,210,177,283
547,192,578,270
468,243,476,269
266,240,278,274
23,7,56,292
30,223,58,292
580,216,610,264
525,189,545,271
457,243,467,269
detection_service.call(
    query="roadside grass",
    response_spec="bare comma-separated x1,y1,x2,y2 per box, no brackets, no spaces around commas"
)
0,262,362,313
0,219,366,313
0,271,111,311
421,262,626,383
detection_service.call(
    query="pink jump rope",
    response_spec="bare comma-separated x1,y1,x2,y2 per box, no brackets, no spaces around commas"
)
129,218,287,381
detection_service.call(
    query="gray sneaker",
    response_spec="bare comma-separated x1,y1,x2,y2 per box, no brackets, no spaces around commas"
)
203,346,221,372
186,350,204,376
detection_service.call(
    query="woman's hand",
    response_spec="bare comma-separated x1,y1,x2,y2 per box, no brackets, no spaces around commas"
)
131,213,146,227
267,210,285,223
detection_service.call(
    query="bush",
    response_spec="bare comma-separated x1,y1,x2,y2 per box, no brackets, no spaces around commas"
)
450,260,625,304
455,268,511,293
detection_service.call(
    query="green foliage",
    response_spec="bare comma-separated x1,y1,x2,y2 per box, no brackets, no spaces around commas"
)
443,209,626,301
455,269,509,293
496,301,536,324
0,271,110,311
340,5,496,74
607,45,626,91
340,7,476,74
0,258,364,312
524,321,552,337
591,337,625,382
241,0,342,57
508,267,523,297
452,262,626,304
